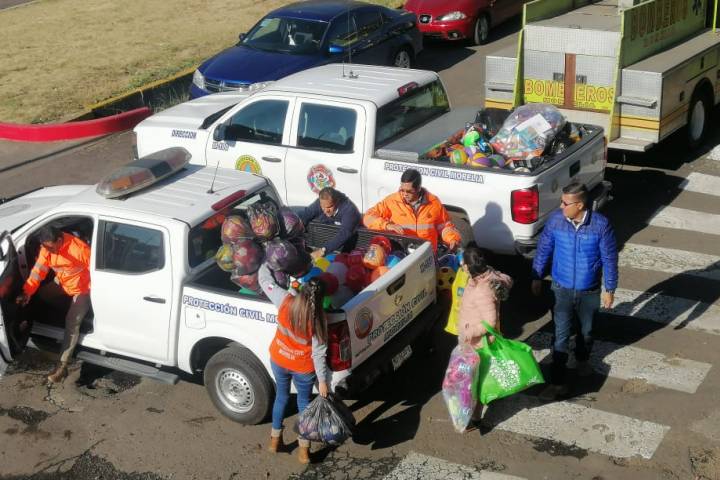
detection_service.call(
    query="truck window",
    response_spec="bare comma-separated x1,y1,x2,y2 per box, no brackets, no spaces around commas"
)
375,80,450,147
296,103,357,153
188,188,281,268
225,100,289,145
97,221,164,274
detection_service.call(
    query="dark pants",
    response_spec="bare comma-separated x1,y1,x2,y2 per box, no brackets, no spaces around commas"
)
37,283,92,364
550,282,600,385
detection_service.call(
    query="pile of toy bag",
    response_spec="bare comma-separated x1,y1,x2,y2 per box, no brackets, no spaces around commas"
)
214,202,407,310
423,103,584,172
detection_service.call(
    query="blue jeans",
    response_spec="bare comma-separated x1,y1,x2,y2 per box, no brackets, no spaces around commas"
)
270,360,316,430
550,282,600,384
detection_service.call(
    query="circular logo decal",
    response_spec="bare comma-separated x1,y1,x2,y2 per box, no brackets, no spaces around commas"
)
235,155,262,174
307,164,335,194
354,307,374,339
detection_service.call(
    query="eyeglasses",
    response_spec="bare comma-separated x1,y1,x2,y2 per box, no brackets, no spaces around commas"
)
560,200,581,207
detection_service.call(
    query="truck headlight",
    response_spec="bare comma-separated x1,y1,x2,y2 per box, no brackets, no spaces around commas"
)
437,11,467,21
192,69,205,90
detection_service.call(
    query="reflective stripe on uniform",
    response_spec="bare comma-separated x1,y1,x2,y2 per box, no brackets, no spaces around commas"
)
276,323,310,346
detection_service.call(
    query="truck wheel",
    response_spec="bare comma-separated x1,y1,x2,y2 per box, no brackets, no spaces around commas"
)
473,14,490,45
204,345,273,425
686,91,711,149
392,47,413,68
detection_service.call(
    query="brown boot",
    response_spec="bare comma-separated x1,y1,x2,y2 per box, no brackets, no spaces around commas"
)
297,439,310,464
268,429,283,453
47,363,68,384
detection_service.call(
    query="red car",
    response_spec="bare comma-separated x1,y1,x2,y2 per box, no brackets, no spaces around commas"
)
403,0,523,45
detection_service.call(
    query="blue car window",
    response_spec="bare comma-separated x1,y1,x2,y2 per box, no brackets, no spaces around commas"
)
245,16,327,54
297,103,357,153
226,100,289,145
354,9,383,39
327,15,359,47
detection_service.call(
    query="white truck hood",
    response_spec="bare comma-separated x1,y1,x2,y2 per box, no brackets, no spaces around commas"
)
135,92,251,131
0,185,90,233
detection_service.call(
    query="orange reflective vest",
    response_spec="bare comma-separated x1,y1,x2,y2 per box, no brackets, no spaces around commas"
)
363,190,461,252
23,233,91,297
269,296,314,374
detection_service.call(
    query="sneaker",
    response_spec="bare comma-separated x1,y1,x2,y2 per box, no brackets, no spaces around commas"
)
538,384,569,401
576,361,594,377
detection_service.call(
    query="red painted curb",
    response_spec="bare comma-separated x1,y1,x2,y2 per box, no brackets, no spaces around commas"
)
0,107,152,142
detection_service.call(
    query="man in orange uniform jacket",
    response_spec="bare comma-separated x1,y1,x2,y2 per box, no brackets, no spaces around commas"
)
363,168,461,253
16,225,91,384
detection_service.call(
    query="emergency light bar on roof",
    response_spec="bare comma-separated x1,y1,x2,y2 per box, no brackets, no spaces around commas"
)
96,147,191,199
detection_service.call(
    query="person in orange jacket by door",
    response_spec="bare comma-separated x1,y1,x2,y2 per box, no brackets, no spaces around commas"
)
363,168,461,253
16,225,91,384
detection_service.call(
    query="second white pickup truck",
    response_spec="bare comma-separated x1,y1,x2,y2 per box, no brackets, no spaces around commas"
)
0,148,439,424
135,64,611,257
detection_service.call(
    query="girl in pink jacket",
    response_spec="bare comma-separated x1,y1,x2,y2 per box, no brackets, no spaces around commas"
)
457,245,513,349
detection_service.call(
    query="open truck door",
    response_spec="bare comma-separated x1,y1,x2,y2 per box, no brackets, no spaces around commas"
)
0,231,30,369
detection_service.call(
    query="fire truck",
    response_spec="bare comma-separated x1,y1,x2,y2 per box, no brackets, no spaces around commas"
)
485,0,720,151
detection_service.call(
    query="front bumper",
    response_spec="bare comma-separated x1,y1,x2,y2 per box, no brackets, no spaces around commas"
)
333,301,443,399
417,17,474,40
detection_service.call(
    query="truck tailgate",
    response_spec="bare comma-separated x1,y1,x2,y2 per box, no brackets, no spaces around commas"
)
341,242,436,369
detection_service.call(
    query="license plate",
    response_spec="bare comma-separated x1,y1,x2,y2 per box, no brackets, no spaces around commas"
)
392,345,412,371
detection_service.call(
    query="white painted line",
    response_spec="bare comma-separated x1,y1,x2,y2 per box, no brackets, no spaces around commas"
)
527,332,711,393
649,206,720,237
611,288,720,334
382,452,526,480
708,145,720,161
619,243,720,281
680,172,720,196
484,395,670,459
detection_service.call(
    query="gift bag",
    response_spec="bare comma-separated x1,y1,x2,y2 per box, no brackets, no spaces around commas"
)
472,322,544,404
295,394,356,446
442,344,480,433
444,267,470,335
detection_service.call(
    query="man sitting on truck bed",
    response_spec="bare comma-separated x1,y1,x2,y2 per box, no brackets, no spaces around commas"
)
297,187,361,260
363,169,461,253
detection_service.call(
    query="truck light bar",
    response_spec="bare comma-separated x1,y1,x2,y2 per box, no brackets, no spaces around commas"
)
96,147,191,199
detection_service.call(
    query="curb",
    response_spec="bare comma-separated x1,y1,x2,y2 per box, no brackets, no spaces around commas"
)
0,107,152,142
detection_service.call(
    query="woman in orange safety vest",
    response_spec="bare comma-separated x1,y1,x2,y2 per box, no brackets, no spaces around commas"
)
258,264,328,464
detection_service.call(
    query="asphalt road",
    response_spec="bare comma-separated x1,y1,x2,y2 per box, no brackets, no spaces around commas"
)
1,24,720,480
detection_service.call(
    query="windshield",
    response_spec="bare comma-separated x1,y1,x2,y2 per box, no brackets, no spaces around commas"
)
375,80,450,147
243,16,328,54
188,188,280,269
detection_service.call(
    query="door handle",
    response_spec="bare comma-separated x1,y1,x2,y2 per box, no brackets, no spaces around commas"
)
143,296,166,304
337,166,358,174
261,156,282,163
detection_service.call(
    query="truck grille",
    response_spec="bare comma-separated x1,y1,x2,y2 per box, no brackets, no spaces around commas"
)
204,78,250,93
419,14,431,24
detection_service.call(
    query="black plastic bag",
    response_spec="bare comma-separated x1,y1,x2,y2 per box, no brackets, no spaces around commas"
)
295,394,356,446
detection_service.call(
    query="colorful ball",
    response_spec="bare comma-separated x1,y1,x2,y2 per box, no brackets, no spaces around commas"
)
468,152,491,168
264,238,298,272
333,253,350,266
363,244,386,269
448,146,468,166
463,130,481,147
346,264,367,293
347,251,365,267
487,154,507,168
215,244,234,272
437,266,456,291
317,272,339,295
231,239,264,275
279,207,304,238
385,255,401,268
221,215,254,243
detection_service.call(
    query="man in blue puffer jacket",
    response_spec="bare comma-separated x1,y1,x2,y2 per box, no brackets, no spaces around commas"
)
531,182,618,400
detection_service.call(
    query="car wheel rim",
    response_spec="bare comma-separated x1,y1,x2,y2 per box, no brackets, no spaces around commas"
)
216,367,255,414
690,100,705,141
394,51,411,68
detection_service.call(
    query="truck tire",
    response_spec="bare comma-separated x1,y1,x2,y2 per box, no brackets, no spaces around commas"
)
473,14,490,45
686,90,711,149
392,47,413,68
204,345,273,425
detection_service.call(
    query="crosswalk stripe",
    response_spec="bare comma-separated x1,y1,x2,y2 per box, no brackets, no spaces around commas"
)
527,332,711,393
619,243,720,281
610,288,720,334
679,172,720,196
382,452,526,480
484,395,669,459
649,206,720,236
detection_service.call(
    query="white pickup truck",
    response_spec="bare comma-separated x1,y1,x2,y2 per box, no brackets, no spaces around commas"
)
135,64,611,257
0,148,439,424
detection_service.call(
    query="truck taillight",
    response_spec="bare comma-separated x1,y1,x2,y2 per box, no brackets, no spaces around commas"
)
511,186,539,224
327,321,352,371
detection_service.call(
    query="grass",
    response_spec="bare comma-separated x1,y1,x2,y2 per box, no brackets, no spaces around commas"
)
0,0,402,124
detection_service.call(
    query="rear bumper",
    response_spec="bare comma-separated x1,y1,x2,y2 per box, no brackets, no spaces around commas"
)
333,301,443,398
514,180,613,259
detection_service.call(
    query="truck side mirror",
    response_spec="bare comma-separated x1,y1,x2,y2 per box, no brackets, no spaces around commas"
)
328,43,345,55
213,124,227,142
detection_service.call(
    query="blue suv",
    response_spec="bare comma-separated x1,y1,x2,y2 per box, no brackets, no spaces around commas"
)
190,0,422,98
